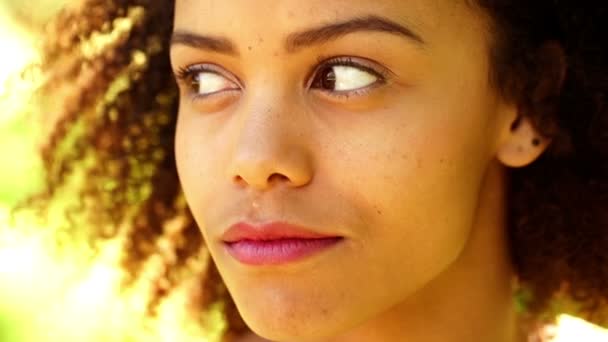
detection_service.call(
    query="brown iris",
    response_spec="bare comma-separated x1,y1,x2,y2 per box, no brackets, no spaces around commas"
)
312,66,337,90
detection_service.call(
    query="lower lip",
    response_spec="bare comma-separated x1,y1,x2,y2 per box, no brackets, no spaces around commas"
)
224,237,343,265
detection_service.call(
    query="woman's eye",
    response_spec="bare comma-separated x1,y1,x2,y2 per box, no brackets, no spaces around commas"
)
192,72,236,95
311,64,379,92
175,65,239,98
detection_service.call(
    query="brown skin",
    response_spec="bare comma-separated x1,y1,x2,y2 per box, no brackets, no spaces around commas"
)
171,1,551,341
12,0,607,340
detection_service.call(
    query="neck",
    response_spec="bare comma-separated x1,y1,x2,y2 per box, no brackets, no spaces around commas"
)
330,159,523,342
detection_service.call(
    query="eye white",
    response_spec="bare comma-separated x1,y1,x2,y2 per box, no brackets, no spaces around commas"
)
196,72,234,95
333,65,378,91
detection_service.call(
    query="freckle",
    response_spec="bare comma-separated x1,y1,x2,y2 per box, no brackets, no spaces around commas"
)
248,45,252,51
439,158,444,164
373,205,382,215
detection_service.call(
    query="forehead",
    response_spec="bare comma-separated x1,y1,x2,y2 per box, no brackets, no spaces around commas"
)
173,0,479,43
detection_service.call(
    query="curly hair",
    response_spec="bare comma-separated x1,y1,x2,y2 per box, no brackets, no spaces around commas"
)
11,0,608,339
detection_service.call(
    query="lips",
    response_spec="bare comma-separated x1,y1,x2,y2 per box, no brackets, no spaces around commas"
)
221,221,340,242
221,221,344,265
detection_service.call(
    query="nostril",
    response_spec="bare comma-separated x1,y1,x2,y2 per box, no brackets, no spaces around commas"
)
232,173,289,188
268,173,289,184
234,175,247,186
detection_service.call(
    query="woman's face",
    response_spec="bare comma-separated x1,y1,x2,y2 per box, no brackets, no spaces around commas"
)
172,0,520,340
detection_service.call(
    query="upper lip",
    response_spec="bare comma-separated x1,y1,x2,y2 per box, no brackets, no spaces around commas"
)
221,221,341,243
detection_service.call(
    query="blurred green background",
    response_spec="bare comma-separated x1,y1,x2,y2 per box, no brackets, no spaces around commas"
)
0,1,606,341
0,0,54,207
0,3,65,340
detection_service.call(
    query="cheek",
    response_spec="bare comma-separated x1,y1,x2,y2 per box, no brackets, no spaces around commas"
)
322,95,495,289
174,111,222,234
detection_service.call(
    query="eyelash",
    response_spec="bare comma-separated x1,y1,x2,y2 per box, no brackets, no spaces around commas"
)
173,56,391,101
174,64,236,101
310,56,391,99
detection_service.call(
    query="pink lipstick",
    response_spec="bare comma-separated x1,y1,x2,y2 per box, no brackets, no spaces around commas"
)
221,222,343,265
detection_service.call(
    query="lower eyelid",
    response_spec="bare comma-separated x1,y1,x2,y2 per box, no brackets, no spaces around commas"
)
196,88,237,98
312,88,372,101
315,79,385,98
189,88,241,105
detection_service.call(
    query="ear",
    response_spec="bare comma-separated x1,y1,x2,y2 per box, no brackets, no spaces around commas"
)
496,41,566,168
496,115,551,168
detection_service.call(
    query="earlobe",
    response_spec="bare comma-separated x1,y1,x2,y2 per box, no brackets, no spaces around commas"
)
495,41,565,168
496,115,552,168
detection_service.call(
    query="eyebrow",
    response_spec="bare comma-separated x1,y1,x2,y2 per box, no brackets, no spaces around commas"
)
285,15,425,53
170,15,425,55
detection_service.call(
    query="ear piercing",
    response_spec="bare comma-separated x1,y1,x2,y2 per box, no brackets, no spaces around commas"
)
532,138,541,146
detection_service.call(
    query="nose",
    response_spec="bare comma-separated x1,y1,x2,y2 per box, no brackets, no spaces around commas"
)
226,103,314,191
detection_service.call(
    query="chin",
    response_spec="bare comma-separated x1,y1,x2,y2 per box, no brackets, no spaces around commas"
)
236,304,351,342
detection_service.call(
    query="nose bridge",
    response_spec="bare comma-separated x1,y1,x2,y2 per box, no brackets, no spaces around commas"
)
226,90,313,190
